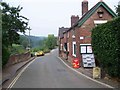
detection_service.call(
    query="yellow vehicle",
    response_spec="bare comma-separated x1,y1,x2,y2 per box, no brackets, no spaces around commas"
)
36,51,44,56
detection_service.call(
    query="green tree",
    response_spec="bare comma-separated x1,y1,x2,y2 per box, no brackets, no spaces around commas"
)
1,2,30,66
45,34,57,50
19,35,29,49
116,2,120,16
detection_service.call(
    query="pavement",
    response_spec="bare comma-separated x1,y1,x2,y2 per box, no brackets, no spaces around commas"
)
1,57,35,86
60,57,120,89
1,53,120,89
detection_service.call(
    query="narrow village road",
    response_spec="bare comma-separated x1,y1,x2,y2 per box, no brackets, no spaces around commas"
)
11,49,111,88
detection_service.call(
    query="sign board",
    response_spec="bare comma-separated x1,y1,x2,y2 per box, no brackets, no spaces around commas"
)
82,54,95,67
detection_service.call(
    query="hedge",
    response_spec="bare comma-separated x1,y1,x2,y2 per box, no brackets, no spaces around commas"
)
91,17,120,78
2,46,10,67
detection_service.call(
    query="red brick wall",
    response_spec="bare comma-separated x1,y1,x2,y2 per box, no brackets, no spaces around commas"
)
71,15,79,26
5,52,31,67
67,6,115,65
68,30,72,57
78,6,113,44
82,0,88,15
64,32,67,43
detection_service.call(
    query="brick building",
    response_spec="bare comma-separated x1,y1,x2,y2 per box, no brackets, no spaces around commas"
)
58,27,69,57
58,0,117,67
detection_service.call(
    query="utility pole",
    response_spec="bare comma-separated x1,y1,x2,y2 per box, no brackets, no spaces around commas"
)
28,27,31,50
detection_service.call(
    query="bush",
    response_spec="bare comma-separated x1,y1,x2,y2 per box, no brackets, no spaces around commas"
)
2,46,10,67
92,17,120,78
11,44,26,55
43,48,50,53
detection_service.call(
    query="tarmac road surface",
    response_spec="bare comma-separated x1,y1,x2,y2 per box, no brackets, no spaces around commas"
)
10,49,113,88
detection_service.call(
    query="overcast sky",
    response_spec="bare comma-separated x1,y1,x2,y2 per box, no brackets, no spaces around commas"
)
2,0,120,37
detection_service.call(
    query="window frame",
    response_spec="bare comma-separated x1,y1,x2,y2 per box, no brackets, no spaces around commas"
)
72,42,76,57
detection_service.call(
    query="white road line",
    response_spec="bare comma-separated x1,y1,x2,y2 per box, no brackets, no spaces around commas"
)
7,58,36,89
57,57,114,89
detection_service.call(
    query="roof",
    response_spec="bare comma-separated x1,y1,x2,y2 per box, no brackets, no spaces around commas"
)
58,27,69,39
67,1,117,32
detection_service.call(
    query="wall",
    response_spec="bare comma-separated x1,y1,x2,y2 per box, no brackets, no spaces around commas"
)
5,52,31,67
67,6,114,66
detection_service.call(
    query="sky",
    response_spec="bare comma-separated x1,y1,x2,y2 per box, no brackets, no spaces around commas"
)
2,0,120,37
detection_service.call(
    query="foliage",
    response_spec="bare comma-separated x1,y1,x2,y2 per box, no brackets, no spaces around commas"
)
1,2,30,66
2,46,10,67
32,47,43,52
116,4,120,16
43,48,50,53
19,35,29,49
10,44,26,55
91,17,120,78
2,2,30,47
44,34,57,50
30,35,55,54
19,35,46,49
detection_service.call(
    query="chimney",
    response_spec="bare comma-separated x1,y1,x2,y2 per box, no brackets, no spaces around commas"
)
71,15,79,26
82,0,88,15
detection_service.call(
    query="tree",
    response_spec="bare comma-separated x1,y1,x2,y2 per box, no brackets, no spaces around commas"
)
45,34,57,50
19,35,29,49
1,2,30,66
2,2,30,47
116,2,120,16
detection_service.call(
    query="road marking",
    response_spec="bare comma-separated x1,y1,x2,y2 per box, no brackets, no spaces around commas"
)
57,57,114,89
7,58,36,89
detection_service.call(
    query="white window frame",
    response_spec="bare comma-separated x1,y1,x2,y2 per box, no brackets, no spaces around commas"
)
72,42,76,57
80,44,92,54
67,32,69,38
94,20,107,26
72,30,75,38
60,44,63,50
67,43,69,51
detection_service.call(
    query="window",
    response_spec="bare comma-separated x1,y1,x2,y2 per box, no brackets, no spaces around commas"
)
72,30,75,38
67,32,69,38
74,44,76,54
64,43,67,51
72,42,76,57
67,43,69,51
80,44,92,54
94,20,107,27
60,44,63,50
81,46,86,53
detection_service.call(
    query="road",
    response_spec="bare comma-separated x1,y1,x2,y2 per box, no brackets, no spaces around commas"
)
10,49,112,88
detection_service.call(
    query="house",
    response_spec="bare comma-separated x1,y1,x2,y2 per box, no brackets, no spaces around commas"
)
58,27,69,57
58,0,117,67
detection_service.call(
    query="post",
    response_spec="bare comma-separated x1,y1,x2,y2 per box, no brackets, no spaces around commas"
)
28,27,30,49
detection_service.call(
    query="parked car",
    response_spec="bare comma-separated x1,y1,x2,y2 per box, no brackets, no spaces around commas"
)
36,51,44,56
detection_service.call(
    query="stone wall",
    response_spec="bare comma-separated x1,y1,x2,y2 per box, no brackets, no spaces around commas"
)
5,52,31,67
